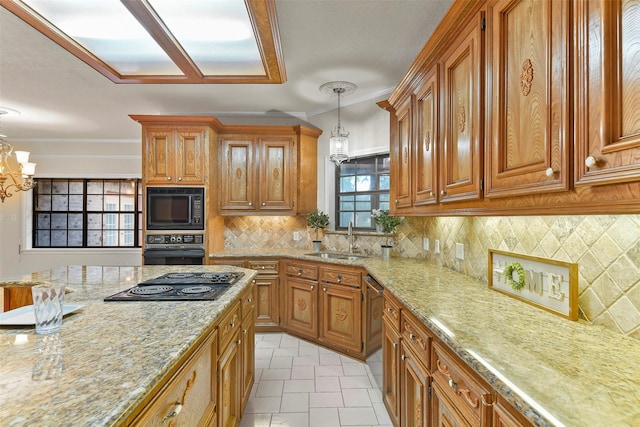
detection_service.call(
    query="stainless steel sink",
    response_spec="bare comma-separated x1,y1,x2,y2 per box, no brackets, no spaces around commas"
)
304,252,367,261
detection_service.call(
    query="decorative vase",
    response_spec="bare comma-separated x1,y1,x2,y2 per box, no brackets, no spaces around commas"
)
313,240,322,252
381,245,392,260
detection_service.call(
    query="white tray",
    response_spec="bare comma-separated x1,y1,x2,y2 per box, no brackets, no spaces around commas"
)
0,304,84,326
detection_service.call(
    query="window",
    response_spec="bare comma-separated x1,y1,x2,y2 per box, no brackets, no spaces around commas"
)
335,154,390,230
33,179,142,248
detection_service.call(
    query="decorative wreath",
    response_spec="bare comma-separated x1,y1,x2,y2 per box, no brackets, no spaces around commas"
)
504,262,525,290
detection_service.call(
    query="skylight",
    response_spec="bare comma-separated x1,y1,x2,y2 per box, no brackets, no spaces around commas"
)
2,0,285,83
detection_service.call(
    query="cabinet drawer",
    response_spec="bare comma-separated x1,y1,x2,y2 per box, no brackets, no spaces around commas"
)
401,311,432,370
218,301,241,353
285,261,318,281
432,342,492,426
133,331,217,426
247,259,279,274
210,258,246,268
382,294,402,332
319,267,361,288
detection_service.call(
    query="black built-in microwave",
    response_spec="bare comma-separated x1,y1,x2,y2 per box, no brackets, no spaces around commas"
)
146,187,204,230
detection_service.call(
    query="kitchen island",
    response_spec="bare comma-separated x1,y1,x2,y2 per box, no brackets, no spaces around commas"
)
210,249,640,427
0,265,256,426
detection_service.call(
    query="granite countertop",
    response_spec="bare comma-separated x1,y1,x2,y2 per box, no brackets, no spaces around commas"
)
210,249,640,426
0,265,256,427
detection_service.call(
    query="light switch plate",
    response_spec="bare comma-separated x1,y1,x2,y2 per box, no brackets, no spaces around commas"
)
456,243,464,260
434,240,440,253
423,237,429,251
293,231,302,241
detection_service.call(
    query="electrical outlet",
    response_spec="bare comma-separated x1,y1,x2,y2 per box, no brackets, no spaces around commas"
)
423,237,429,251
434,239,440,254
293,231,302,241
456,242,464,260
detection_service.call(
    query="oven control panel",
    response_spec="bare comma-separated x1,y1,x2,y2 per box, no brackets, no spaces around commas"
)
145,233,204,246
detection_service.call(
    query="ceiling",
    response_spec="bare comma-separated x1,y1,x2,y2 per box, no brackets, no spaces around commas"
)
0,0,452,142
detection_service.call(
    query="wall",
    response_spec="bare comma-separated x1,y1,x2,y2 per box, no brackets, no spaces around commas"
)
0,139,142,280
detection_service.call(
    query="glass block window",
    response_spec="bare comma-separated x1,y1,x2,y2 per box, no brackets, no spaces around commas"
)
335,154,390,230
33,179,142,248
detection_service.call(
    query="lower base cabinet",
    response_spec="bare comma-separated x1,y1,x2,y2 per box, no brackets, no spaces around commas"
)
382,317,401,426
131,330,218,427
401,342,430,427
218,331,241,427
432,381,471,427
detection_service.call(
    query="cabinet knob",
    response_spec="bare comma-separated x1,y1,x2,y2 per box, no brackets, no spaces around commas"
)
440,190,446,196
395,199,398,204
237,339,242,345
262,202,266,206
323,287,327,292
448,378,458,391
387,307,393,313
311,285,315,290
585,156,598,168
401,354,407,361
230,322,235,328
337,274,342,282
167,176,172,181
242,329,247,334
261,266,265,270
545,167,556,177
178,177,182,181
429,191,434,197
409,333,415,340
298,269,303,276
393,342,398,349
247,298,252,303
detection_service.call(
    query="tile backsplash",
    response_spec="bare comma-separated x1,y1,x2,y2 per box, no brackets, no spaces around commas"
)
224,214,640,339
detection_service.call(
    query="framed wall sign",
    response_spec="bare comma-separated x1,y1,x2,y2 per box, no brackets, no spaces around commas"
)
488,249,578,320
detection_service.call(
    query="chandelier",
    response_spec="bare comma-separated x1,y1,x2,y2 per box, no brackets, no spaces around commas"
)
320,81,357,166
0,109,36,202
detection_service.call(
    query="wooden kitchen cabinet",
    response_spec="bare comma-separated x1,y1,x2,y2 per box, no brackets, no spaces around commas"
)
217,300,242,427
3,287,32,311
239,286,255,413
318,266,363,355
413,65,439,207
401,341,431,427
439,11,485,204
143,126,209,185
485,0,570,197
364,275,384,355
132,330,218,427
382,292,403,426
392,99,413,210
574,0,640,186
282,261,319,340
247,259,280,331
432,341,493,426
432,380,472,427
492,395,532,427
218,126,321,215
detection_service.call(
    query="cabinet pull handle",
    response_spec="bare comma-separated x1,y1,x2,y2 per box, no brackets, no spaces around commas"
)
162,403,183,423
481,392,496,407
448,378,457,390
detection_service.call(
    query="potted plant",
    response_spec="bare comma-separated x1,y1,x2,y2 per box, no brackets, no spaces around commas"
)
372,209,403,259
306,209,330,252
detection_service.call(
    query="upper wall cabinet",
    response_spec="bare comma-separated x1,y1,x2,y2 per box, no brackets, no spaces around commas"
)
392,99,413,210
485,0,571,197
574,0,640,186
439,11,485,203
220,135,294,213
144,126,209,185
413,65,439,206
218,126,321,216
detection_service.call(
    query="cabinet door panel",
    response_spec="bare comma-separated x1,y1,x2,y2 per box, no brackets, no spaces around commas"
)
393,102,413,210
255,277,279,328
486,0,570,197
145,128,175,183
575,0,640,185
440,13,484,203
319,284,362,353
382,318,401,426
432,381,471,427
414,66,439,206
176,130,206,183
240,311,255,412
283,277,318,339
218,335,240,427
401,343,430,427
220,139,255,211
259,138,294,210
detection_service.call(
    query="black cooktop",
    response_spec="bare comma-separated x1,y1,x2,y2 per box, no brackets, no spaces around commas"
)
104,272,244,302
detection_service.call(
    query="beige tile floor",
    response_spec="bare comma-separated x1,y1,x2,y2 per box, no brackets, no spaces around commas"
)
240,333,390,427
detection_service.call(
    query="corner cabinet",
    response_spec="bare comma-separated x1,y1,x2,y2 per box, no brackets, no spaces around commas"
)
485,0,571,197
218,126,321,215
574,0,640,186
282,260,319,340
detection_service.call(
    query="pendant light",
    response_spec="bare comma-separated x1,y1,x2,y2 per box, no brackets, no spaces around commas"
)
320,81,357,166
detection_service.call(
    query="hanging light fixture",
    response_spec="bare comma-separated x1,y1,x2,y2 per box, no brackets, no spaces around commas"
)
0,108,36,202
320,81,357,166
